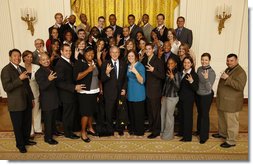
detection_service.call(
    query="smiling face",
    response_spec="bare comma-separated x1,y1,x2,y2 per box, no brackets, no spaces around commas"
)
61,45,72,59
84,50,95,62
201,56,210,67
127,51,137,64
139,40,146,50
51,29,59,39
110,47,120,61
126,41,134,51
167,58,177,70
39,54,51,67
109,15,116,26
145,45,154,57
157,15,164,26
23,53,33,65
10,51,21,65
77,40,86,50
226,56,238,69
128,16,135,26
183,58,193,70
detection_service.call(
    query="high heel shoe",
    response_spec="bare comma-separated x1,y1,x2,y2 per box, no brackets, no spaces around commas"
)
81,136,91,143
87,130,98,136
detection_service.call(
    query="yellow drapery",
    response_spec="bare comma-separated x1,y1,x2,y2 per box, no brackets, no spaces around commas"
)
71,0,179,28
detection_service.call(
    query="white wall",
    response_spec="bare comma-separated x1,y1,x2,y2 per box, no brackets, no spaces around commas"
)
179,0,248,97
0,0,248,98
0,0,71,97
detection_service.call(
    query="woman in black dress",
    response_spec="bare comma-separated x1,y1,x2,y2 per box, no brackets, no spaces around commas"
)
73,47,100,143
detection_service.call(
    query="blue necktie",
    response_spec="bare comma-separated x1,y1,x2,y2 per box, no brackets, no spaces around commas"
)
177,29,181,37
114,61,117,79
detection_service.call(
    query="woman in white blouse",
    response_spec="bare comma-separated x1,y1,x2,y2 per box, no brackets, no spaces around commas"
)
21,50,42,137
167,28,181,55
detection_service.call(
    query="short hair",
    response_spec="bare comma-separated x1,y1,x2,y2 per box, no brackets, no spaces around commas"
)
110,46,120,53
157,13,165,20
34,38,44,45
145,43,154,49
61,44,71,51
77,28,85,34
98,16,105,21
104,26,114,32
177,16,185,22
22,50,33,62
109,14,116,18
9,49,21,57
54,13,63,19
201,53,211,60
143,14,149,18
227,53,238,59
128,14,135,19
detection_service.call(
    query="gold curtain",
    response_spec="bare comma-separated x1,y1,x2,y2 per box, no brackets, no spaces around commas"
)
71,0,179,28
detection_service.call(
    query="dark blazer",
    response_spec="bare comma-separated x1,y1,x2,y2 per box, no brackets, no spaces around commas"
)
35,66,59,111
73,59,99,90
55,57,76,104
61,23,78,42
179,69,199,101
101,59,127,100
153,26,169,42
175,27,193,48
142,55,165,98
129,24,143,40
1,63,34,111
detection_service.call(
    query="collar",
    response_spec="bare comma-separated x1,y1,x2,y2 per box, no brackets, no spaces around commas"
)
157,24,165,31
183,68,192,75
124,36,130,41
10,62,18,69
111,59,119,64
143,23,149,28
68,23,75,28
61,55,71,63
129,24,135,30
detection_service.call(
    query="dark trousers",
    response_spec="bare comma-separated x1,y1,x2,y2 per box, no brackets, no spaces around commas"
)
196,92,214,141
146,97,161,135
104,99,117,130
9,108,32,148
62,103,75,136
178,98,194,141
128,101,145,135
43,109,56,140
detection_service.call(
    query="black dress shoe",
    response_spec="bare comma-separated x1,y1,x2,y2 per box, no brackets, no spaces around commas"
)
44,138,58,145
128,131,134,135
180,138,191,142
65,134,80,139
192,131,200,136
54,131,64,136
25,140,37,146
199,140,207,144
220,142,236,148
118,131,124,136
175,133,183,137
81,136,91,143
87,130,98,136
212,133,226,139
18,146,27,153
147,133,159,139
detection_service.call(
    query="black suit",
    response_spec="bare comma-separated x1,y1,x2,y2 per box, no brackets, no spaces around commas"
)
55,57,77,137
129,24,143,40
1,63,34,149
175,27,193,48
153,26,169,42
35,66,59,140
61,23,78,42
101,59,127,130
178,69,198,141
142,55,165,135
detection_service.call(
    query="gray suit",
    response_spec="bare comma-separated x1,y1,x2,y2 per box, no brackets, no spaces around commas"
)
142,23,153,43
175,27,193,48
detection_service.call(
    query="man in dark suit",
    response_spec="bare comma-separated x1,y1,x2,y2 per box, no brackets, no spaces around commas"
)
101,46,127,136
158,41,181,71
55,44,84,139
35,53,59,145
61,15,78,42
106,14,123,38
153,13,169,42
48,12,65,41
1,49,36,153
142,43,165,139
175,16,193,48
128,14,143,40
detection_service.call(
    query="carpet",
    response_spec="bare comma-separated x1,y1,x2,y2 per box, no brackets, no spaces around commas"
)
0,132,248,160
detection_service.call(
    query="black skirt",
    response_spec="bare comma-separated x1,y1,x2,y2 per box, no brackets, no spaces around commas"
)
78,93,98,117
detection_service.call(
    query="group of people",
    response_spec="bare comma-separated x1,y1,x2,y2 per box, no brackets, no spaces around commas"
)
0,12,247,154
